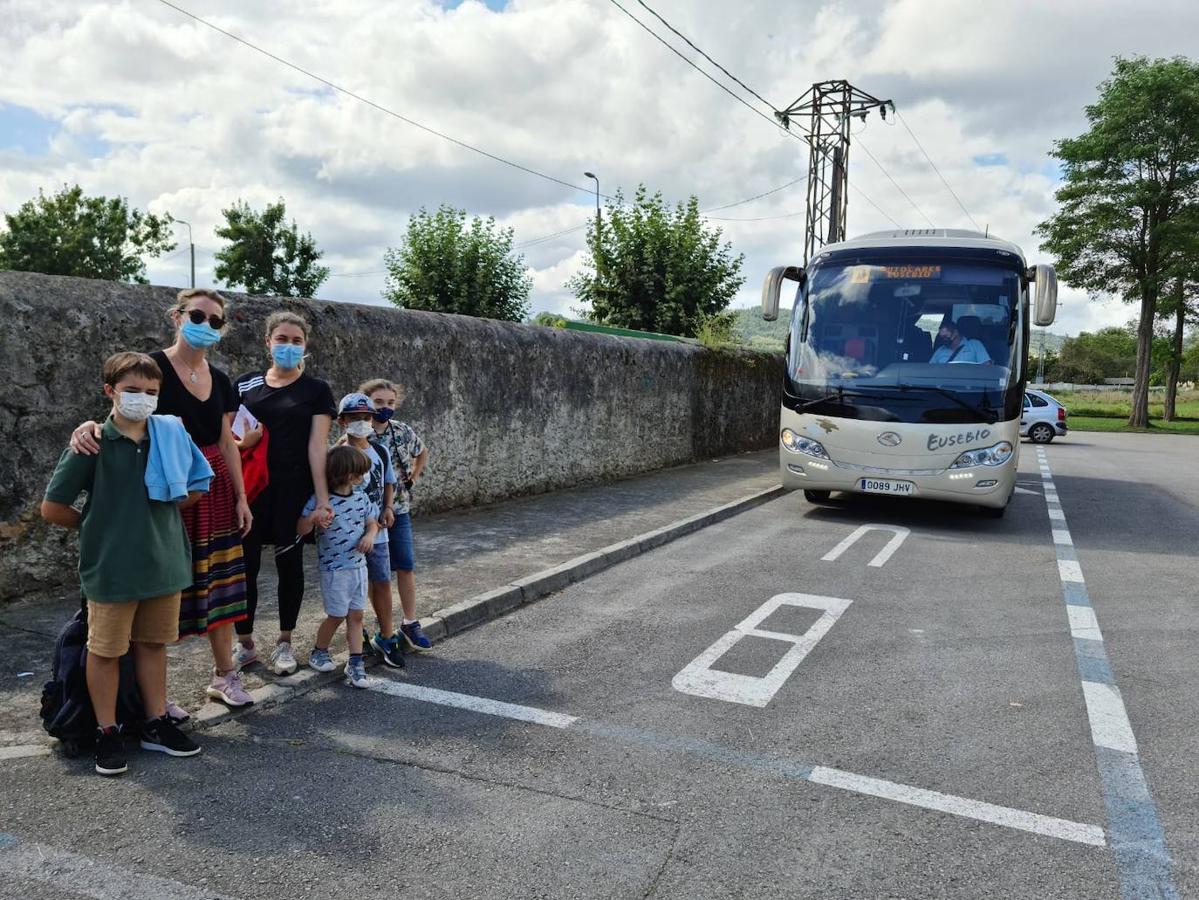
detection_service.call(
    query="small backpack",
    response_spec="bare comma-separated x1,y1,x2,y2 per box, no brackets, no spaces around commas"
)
40,599,146,757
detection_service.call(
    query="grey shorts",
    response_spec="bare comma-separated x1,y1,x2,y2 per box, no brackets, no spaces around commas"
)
319,567,368,618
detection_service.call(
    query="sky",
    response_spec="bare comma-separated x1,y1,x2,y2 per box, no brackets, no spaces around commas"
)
2,0,1198,336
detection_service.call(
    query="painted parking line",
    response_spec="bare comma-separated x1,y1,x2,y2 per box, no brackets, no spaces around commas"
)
820,524,911,567
0,744,51,762
0,833,238,899
1035,447,1178,898
671,592,853,707
363,681,1106,847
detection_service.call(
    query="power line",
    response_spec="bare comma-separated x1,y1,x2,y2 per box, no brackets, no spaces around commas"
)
154,0,616,202
631,0,776,111
895,109,982,231
854,136,935,227
702,175,805,212
604,0,796,141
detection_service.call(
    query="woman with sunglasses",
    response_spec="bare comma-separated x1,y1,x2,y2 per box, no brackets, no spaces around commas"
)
70,288,254,709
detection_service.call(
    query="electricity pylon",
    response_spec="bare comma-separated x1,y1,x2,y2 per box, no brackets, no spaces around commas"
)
776,80,892,265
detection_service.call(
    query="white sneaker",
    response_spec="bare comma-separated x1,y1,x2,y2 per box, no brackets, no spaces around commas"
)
270,641,298,675
232,642,258,671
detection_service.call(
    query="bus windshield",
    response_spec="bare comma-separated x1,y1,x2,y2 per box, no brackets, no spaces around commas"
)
788,257,1024,424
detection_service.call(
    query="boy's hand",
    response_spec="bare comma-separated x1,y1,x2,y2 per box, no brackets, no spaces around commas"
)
69,422,103,456
239,423,264,450
355,534,374,554
381,507,395,529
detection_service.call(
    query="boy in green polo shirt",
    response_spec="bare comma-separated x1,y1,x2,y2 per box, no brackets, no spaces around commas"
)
42,351,204,776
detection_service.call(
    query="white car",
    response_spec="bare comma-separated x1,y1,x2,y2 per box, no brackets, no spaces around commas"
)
1021,390,1068,443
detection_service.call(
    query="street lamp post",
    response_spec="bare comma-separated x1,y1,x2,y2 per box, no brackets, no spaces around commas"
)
584,172,602,306
175,218,195,288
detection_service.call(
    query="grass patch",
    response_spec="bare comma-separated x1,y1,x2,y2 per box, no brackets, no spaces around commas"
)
1052,390,1199,419
1070,415,1199,435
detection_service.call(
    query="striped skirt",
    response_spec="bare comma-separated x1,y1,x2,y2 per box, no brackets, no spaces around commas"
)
178,443,248,638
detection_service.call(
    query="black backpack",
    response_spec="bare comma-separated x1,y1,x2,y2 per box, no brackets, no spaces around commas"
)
39,599,146,757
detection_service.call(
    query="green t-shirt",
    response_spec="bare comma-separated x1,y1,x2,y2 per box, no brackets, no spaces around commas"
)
43,417,194,603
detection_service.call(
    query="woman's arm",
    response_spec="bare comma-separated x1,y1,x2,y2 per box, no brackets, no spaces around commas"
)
219,413,253,536
68,421,103,456
308,414,333,523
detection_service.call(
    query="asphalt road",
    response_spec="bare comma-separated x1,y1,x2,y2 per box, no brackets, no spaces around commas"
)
1,432,1196,899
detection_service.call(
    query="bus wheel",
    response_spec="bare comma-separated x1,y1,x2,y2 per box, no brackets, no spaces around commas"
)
804,490,832,503
1028,423,1055,443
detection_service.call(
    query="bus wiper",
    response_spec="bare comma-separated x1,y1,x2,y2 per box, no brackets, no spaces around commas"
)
895,383,999,424
797,386,885,412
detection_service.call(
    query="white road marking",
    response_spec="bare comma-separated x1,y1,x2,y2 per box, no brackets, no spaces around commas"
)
0,745,51,762
1013,486,1040,495
1067,605,1102,641
1048,508,1066,521
820,524,911,568
0,834,238,899
365,680,1107,847
366,679,579,728
1052,529,1073,546
1058,560,1085,583
1081,682,1139,754
807,767,1106,847
672,593,852,707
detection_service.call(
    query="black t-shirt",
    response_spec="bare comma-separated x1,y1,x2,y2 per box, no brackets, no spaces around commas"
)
150,350,238,447
234,370,336,479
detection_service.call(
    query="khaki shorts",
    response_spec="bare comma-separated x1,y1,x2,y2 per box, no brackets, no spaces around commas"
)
87,593,181,658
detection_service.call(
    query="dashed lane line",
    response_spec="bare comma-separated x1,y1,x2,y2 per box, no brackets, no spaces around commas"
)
363,681,1106,847
1036,446,1178,899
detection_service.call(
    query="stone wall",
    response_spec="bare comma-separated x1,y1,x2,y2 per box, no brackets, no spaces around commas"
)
0,271,783,601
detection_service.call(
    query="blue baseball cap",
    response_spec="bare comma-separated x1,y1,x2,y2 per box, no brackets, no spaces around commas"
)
337,392,375,416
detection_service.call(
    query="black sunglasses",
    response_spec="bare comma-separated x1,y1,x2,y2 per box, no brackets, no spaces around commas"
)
187,309,226,330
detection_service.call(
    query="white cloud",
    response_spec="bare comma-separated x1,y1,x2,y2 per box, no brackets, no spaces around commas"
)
1,0,1197,333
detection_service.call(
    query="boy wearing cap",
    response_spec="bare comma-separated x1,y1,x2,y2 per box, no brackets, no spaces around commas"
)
335,393,404,668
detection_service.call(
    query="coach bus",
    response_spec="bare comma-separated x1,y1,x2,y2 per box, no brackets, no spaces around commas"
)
761,228,1057,517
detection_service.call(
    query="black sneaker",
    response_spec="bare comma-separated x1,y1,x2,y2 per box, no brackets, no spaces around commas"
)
140,716,202,758
94,725,128,776
371,632,406,669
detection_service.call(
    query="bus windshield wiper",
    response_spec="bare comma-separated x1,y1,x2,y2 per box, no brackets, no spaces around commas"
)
797,386,886,412
895,383,999,424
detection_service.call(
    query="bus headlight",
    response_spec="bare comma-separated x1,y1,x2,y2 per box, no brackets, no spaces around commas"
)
781,429,830,459
950,441,1014,469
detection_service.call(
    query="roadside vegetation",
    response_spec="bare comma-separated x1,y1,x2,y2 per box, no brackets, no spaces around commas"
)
1056,389,1199,434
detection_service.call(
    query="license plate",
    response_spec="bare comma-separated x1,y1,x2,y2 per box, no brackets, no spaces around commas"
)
858,478,916,496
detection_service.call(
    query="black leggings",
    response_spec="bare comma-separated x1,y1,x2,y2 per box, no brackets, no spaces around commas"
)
236,478,311,637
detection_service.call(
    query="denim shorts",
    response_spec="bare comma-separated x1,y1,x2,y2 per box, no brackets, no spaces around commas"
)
366,541,391,584
319,567,368,618
388,512,415,572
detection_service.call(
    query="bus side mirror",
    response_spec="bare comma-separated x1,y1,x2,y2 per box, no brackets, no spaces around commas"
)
1032,264,1057,326
762,265,803,321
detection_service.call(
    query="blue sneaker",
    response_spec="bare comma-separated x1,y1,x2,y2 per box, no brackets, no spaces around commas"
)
370,632,406,669
345,658,370,688
308,648,335,673
400,620,433,652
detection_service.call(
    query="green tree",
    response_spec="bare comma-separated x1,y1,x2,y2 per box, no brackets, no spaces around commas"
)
568,186,744,337
1056,327,1138,384
1036,56,1199,427
0,184,175,283
214,199,329,297
382,205,531,321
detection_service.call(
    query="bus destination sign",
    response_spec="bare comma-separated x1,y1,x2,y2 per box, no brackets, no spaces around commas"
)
851,265,942,283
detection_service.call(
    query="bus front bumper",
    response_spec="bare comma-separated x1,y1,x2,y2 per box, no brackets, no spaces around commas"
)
779,455,1016,508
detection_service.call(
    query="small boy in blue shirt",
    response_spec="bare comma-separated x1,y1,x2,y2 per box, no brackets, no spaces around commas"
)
297,445,379,687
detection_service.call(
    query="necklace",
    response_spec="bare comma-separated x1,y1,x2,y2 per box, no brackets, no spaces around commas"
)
173,352,204,384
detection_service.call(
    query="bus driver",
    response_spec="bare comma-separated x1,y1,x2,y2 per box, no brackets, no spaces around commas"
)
929,319,991,364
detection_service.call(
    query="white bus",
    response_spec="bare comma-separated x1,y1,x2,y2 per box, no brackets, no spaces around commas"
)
761,229,1057,517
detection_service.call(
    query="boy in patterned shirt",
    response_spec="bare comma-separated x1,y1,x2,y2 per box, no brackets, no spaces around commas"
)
298,445,379,687
359,379,433,651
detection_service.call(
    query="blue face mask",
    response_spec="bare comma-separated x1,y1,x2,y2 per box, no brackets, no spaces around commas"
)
181,320,221,350
271,343,306,370
372,407,395,423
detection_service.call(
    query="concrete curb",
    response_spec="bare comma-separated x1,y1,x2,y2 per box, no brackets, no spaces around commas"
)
187,483,786,732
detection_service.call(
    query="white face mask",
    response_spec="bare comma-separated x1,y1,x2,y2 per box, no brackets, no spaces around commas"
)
345,420,374,439
117,391,158,421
